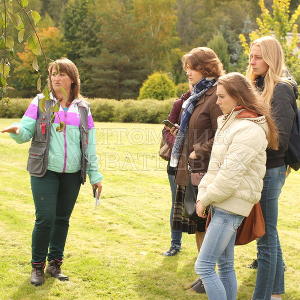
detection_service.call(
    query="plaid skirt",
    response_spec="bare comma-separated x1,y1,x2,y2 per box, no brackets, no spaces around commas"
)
171,184,206,234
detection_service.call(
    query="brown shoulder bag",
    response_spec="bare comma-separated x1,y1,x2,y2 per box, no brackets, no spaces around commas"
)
205,202,265,245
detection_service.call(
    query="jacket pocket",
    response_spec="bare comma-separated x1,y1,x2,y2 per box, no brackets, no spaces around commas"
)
27,144,46,176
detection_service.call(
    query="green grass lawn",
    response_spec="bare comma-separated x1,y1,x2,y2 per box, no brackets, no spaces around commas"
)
0,119,299,300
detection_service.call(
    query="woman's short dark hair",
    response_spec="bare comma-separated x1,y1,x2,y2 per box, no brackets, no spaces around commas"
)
182,47,224,78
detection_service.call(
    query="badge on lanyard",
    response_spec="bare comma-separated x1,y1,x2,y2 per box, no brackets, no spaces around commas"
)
40,122,46,135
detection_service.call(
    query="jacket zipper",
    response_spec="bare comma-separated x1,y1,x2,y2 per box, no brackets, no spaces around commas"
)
63,109,68,172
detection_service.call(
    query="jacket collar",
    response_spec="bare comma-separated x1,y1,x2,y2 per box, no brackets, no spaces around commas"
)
218,106,267,133
194,85,217,107
234,106,260,118
49,92,83,107
205,84,217,96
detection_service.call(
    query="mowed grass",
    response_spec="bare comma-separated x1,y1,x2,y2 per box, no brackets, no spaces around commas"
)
0,118,299,300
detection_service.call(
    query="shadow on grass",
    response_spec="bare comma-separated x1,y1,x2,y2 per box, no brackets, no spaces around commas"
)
134,253,203,300
10,276,55,300
237,269,298,300
134,250,258,300
237,269,256,300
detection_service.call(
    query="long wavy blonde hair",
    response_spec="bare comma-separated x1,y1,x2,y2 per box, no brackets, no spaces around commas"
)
246,36,287,105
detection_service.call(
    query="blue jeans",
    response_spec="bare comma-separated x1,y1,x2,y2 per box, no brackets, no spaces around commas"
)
253,165,286,300
168,174,182,249
195,207,244,300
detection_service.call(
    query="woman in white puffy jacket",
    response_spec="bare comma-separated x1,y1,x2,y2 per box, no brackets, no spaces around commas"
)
194,72,279,300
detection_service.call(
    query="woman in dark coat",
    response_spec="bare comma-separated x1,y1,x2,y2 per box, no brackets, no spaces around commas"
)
170,47,224,292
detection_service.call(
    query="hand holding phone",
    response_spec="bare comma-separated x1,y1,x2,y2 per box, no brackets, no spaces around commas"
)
162,119,176,129
93,187,101,208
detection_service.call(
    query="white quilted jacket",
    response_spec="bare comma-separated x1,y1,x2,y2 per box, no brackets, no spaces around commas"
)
197,109,269,217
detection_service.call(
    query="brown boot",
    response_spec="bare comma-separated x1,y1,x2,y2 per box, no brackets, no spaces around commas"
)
31,263,45,286
46,259,69,281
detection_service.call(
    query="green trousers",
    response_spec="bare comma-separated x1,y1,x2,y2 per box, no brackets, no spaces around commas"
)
30,170,81,266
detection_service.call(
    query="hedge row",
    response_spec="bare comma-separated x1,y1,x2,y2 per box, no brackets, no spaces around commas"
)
0,98,175,124
0,98,31,118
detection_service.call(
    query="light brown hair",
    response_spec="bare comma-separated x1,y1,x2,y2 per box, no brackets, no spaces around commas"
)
182,47,225,78
218,72,278,150
48,57,81,102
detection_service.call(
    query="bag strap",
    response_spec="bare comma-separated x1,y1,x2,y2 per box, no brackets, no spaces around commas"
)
291,100,300,133
77,100,90,184
284,80,299,131
77,100,89,133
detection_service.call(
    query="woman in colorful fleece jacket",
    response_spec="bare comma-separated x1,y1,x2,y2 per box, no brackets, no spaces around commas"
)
1,58,103,286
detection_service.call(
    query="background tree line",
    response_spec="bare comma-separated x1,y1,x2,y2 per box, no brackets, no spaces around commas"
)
5,0,300,100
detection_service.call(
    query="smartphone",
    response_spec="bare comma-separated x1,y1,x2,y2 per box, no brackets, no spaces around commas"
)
162,119,176,129
93,187,101,207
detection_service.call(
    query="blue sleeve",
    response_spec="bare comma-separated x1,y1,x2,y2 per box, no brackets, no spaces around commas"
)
87,127,103,184
9,97,39,144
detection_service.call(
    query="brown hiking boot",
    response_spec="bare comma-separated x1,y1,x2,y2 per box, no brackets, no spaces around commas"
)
31,263,45,286
46,259,69,281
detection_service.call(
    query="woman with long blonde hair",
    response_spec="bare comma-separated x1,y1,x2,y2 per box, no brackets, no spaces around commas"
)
247,36,298,300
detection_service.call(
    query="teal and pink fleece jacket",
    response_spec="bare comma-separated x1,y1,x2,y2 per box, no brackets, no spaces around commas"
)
10,94,103,184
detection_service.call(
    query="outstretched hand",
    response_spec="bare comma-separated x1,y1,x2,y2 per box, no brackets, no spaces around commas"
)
0,126,20,134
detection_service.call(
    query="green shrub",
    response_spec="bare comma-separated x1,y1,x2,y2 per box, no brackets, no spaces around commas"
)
111,99,173,123
176,82,189,97
138,72,176,100
0,98,31,118
0,97,175,124
91,100,117,122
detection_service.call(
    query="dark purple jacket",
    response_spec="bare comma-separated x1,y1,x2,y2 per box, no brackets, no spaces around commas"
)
163,91,191,147
163,91,191,175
